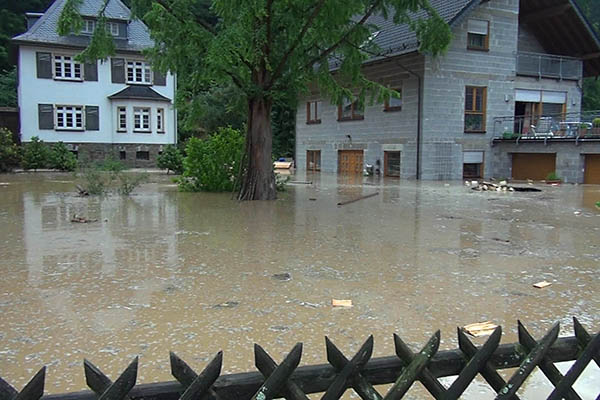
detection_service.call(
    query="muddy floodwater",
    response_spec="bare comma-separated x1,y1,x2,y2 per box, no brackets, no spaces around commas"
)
0,172,599,398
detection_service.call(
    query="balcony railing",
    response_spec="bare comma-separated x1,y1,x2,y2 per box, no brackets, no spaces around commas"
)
516,52,582,80
493,110,600,141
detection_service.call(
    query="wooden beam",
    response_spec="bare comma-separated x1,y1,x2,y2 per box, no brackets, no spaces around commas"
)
521,4,571,23
581,52,600,60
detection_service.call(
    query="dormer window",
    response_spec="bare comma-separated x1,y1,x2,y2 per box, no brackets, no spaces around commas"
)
127,61,151,84
81,19,120,36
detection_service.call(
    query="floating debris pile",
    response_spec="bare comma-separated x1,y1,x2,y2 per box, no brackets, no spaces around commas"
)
466,180,542,192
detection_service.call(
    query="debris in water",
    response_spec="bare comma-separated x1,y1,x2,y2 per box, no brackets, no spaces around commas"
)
337,192,379,206
574,211,582,216
471,181,541,192
71,214,98,223
463,321,498,337
309,198,317,201
272,273,291,281
332,299,353,308
213,301,239,309
533,281,552,289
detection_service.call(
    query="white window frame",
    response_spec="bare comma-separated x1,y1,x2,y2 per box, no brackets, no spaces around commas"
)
55,105,84,131
117,107,127,132
127,61,152,84
107,22,119,36
54,55,82,80
134,107,151,132
82,20,96,34
156,108,165,133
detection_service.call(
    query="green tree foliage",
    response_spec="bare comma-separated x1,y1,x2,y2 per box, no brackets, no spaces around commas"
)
49,141,77,171
179,127,244,192
0,67,17,107
22,136,50,171
60,0,451,200
157,144,184,174
0,128,20,172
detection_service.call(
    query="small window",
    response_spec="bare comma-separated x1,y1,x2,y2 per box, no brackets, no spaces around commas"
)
136,151,150,160
55,105,84,130
306,101,321,124
81,20,96,34
306,150,321,171
157,108,165,133
127,61,152,84
134,107,151,132
107,22,119,36
465,86,487,133
384,89,402,112
338,98,364,121
463,151,484,178
467,19,489,51
119,151,127,160
117,107,127,131
54,55,82,80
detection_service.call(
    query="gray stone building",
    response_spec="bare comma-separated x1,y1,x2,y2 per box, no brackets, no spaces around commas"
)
295,0,600,183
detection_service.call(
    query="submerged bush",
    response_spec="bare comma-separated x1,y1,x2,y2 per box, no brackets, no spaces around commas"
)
49,142,77,171
117,172,148,195
157,144,184,174
22,136,50,171
179,127,244,192
0,128,20,172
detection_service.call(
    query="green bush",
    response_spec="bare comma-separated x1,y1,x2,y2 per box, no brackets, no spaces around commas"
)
157,144,184,174
0,128,20,172
49,142,77,171
97,157,126,174
179,127,244,192
117,172,148,195
546,171,561,181
593,118,600,128
22,136,50,171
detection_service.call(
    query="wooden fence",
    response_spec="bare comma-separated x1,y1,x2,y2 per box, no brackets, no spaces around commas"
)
1,318,598,400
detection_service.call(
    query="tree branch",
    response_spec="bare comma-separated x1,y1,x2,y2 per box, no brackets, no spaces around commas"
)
266,0,328,89
154,0,217,36
302,0,383,72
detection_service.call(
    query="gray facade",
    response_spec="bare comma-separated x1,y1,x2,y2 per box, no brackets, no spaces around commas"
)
295,0,600,182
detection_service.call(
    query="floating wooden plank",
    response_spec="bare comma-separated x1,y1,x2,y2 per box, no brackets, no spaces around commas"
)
463,321,499,337
337,192,379,206
331,299,352,308
533,281,552,289
384,331,440,400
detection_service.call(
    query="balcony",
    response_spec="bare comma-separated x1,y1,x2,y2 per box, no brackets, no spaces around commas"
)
492,110,600,144
516,52,582,80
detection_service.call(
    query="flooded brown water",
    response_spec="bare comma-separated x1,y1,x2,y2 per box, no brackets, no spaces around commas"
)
0,172,599,398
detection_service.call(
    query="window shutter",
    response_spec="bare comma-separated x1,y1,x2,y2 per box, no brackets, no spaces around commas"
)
467,19,489,35
117,22,128,39
111,58,125,83
36,52,52,79
84,61,98,81
85,106,100,130
38,104,54,129
153,70,166,86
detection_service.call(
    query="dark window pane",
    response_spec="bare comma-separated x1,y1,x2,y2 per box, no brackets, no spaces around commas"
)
465,114,484,131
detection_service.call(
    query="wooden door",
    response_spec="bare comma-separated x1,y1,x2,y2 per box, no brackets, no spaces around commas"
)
338,150,363,174
584,155,600,184
511,153,556,181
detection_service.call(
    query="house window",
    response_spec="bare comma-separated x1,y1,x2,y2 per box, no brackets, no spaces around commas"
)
157,108,165,133
119,151,127,160
384,88,402,112
307,150,321,171
136,151,150,160
306,101,321,124
338,98,364,121
463,151,484,178
55,106,84,130
82,20,96,34
127,61,151,84
134,107,151,132
467,19,489,51
54,55,81,80
117,107,127,131
107,22,119,36
465,86,487,133
384,151,401,176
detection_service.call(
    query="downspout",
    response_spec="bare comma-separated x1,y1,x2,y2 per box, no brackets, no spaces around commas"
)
394,60,423,179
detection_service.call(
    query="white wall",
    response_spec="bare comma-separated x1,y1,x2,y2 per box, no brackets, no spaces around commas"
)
18,45,176,145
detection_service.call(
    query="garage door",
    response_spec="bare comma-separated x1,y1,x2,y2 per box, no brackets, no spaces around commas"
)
338,150,363,174
512,153,556,181
584,155,600,184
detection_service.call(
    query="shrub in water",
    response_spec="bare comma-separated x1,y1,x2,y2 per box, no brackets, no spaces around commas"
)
117,172,148,195
179,127,244,192
22,136,50,171
49,142,77,171
0,128,20,172
157,144,184,174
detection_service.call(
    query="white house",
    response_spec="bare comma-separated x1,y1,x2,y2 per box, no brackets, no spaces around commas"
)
13,0,177,166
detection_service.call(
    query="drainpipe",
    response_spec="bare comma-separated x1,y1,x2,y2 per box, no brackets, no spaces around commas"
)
394,60,423,179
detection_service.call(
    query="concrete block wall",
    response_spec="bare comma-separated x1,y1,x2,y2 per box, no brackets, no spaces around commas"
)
295,54,424,177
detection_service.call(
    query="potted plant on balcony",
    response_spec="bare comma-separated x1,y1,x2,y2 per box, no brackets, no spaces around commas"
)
545,171,562,184
578,123,589,137
592,118,600,136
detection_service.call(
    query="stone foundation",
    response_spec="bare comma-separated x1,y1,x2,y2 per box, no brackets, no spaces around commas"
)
63,143,169,168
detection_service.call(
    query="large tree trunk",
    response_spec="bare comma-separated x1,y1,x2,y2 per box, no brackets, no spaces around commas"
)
238,96,277,200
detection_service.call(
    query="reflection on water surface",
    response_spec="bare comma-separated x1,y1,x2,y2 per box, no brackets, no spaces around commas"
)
0,172,599,398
